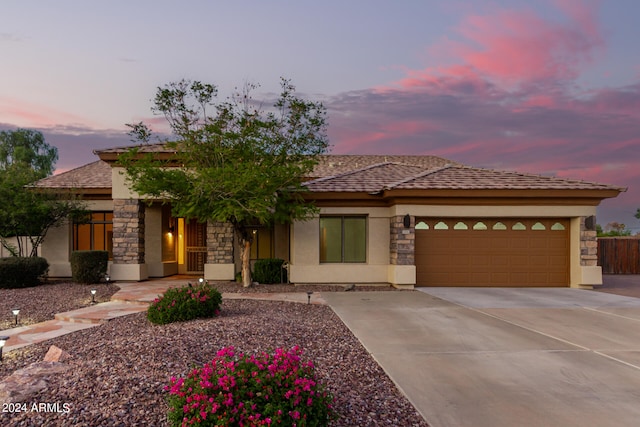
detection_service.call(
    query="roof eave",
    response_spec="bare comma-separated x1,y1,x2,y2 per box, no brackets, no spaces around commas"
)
303,188,624,207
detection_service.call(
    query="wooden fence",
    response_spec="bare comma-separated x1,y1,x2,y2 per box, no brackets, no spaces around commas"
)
598,237,640,274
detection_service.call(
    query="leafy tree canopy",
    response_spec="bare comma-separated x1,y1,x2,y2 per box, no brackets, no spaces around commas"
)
0,128,58,179
0,128,85,256
119,79,329,285
596,222,633,237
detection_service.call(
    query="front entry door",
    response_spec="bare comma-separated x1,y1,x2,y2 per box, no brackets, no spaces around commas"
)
185,221,207,274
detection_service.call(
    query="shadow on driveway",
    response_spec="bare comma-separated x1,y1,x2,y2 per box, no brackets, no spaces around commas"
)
594,274,640,298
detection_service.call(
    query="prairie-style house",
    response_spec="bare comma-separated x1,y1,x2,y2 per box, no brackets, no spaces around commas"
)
32,145,624,288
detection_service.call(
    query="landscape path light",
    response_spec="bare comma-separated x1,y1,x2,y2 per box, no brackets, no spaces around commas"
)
0,336,9,361
12,309,19,326
105,274,110,283
90,289,97,304
307,291,313,305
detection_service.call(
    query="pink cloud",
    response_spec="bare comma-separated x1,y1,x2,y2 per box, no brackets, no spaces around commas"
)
392,0,603,90
0,97,98,129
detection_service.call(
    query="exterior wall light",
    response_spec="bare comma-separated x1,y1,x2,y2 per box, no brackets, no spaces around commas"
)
0,335,9,361
91,289,97,304
12,309,20,326
403,214,411,228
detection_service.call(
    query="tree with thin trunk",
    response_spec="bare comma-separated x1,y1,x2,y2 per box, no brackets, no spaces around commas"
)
0,128,86,256
119,79,329,286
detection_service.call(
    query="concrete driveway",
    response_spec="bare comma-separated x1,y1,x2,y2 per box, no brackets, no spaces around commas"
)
323,288,640,427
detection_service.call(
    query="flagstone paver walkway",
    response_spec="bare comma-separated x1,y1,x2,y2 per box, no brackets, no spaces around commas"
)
0,280,326,353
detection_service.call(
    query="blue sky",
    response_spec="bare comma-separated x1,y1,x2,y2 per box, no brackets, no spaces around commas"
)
1,0,639,231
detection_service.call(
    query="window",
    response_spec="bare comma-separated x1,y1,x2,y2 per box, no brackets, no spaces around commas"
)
320,216,366,263
250,227,274,260
73,212,113,259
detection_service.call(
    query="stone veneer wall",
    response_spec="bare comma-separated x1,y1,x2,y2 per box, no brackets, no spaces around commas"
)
207,221,234,264
112,199,145,264
390,215,415,265
580,216,598,267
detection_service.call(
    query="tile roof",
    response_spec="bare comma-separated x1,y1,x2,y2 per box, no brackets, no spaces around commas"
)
31,161,112,189
311,155,457,177
94,145,457,178
94,143,172,155
393,166,624,191
304,163,625,193
36,147,625,194
305,162,440,192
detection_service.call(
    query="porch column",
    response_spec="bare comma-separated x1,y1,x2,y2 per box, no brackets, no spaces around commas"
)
205,221,235,281
387,215,416,288
578,215,602,287
111,199,148,281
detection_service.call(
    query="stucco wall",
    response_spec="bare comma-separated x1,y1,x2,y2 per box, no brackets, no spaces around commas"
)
41,199,114,277
289,207,391,284
111,167,140,199
290,204,601,287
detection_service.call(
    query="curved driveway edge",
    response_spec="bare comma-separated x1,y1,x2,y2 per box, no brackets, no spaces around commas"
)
323,289,640,427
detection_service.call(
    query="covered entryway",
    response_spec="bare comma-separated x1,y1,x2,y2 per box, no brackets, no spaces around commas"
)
176,219,207,274
415,218,569,287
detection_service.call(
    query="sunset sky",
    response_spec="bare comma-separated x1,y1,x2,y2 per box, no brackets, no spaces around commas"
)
1,0,638,231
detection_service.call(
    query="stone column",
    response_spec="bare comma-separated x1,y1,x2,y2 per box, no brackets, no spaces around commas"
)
111,199,147,280
205,221,235,280
580,216,598,267
390,215,415,265
388,215,416,288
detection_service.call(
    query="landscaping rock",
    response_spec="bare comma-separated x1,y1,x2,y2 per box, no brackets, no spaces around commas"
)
0,361,69,404
43,345,71,363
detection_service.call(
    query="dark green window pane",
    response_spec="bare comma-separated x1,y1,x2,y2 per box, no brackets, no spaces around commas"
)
343,217,366,262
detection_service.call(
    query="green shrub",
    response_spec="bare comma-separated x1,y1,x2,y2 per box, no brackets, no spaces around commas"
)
0,257,49,288
70,251,108,284
147,282,222,325
166,346,335,426
253,258,286,284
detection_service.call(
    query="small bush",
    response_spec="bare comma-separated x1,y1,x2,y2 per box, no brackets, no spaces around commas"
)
253,258,286,284
0,257,49,288
165,346,335,426
147,282,222,325
70,251,108,284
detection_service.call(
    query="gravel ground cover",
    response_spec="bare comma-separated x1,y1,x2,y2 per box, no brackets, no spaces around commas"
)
0,282,120,330
0,281,429,426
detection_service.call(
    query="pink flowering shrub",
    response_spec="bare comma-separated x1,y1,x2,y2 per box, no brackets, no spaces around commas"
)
147,282,222,325
165,346,335,426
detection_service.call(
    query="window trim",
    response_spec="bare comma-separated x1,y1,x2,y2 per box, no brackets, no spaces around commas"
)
72,211,113,259
319,215,367,264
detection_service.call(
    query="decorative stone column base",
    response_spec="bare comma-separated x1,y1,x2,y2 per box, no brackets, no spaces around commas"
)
204,263,235,281
110,263,148,282
388,265,416,289
573,265,603,288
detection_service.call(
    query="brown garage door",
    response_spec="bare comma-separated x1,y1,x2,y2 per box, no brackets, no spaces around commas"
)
415,218,569,287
